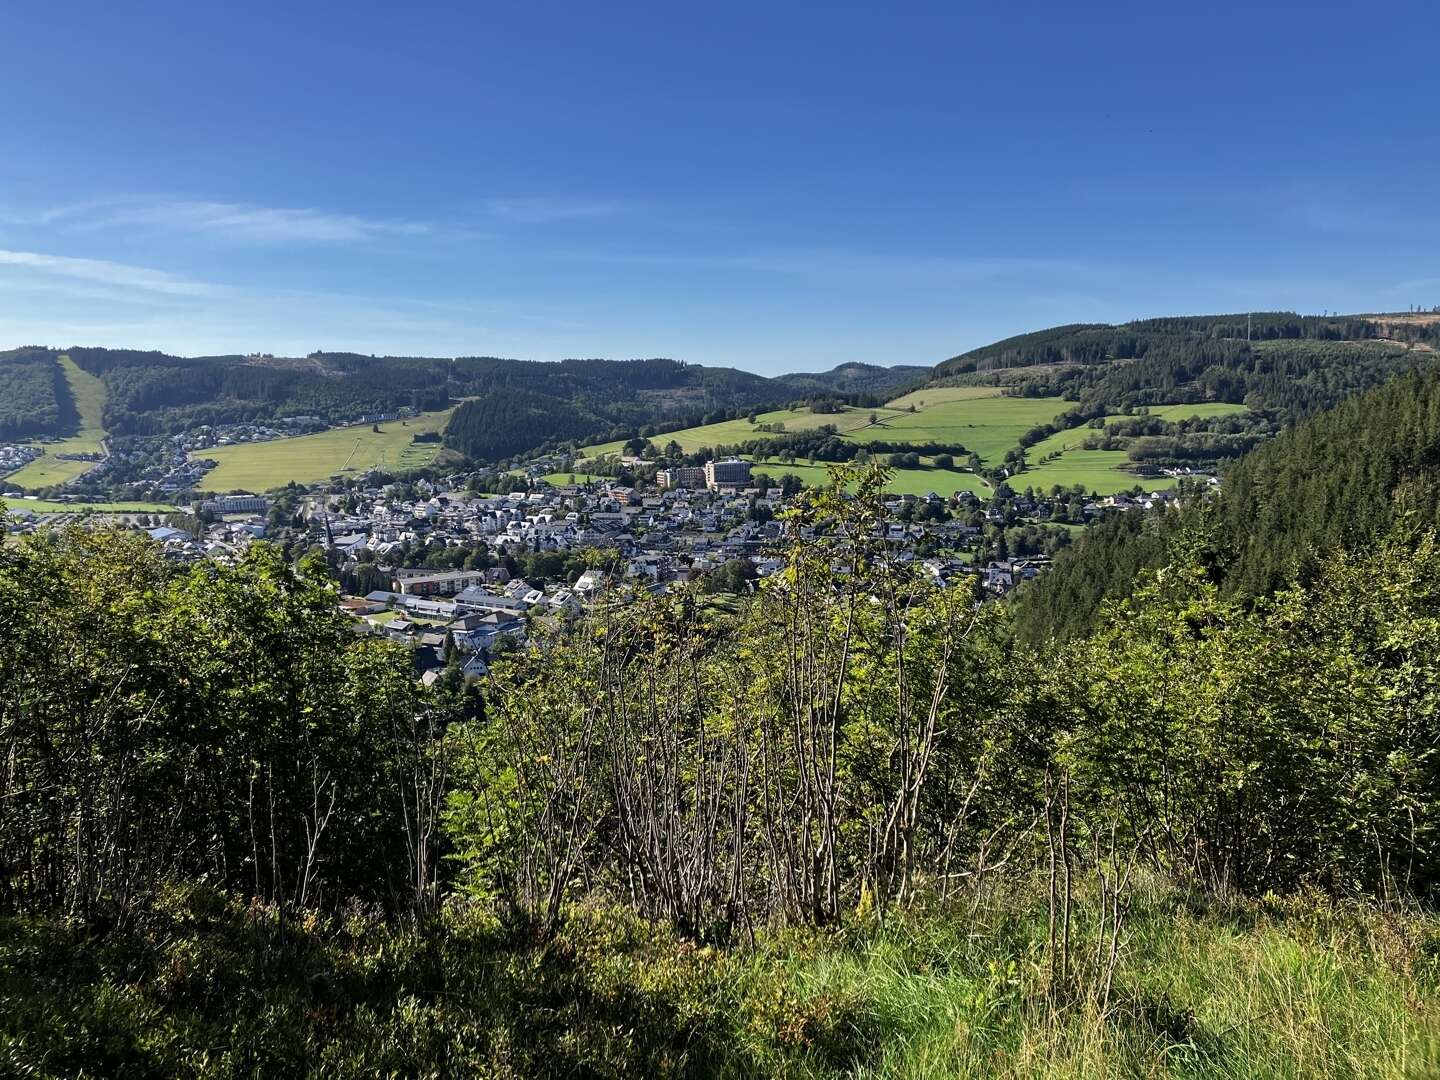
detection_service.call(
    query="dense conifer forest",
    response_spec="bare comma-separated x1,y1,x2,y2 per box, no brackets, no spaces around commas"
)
3,315,1432,474
0,348,73,440
0,347,890,454
1011,367,1440,640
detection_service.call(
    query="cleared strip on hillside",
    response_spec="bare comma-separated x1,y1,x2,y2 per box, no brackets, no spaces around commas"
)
6,356,110,488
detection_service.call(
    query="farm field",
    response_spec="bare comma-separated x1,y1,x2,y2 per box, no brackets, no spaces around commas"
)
574,392,1237,498
196,409,452,492
7,356,109,489
1146,402,1250,421
744,457,991,498
540,472,602,486
848,395,1070,460
882,385,1004,409
1025,419,1125,460
581,405,900,460
1014,450,1175,495
1027,403,1251,464
3,499,177,514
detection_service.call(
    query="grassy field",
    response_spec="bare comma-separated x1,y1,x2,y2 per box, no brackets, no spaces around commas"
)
1025,420,1125,460
746,457,992,498
849,395,1070,460
6,356,109,488
541,472,602,486
3,499,178,515
7,882,1436,1077
574,437,626,461
581,405,900,461
883,385,1005,409
196,410,452,492
1025,402,1251,480
1147,402,1249,421
579,394,1246,499
1016,450,1175,495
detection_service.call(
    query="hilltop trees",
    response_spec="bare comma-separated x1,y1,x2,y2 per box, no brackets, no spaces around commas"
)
0,348,72,440
0,529,455,919
1012,368,1440,641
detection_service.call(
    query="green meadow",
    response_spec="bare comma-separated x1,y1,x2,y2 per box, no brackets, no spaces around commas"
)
849,394,1069,460
540,472,602,486
1026,421,1126,460
1148,402,1249,421
7,356,109,489
4,499,178,515
572,393,1250,498
195,410,452,492
583,405,900,461
1017,450,1175,495
1023,403,1249,492
746,457,992,498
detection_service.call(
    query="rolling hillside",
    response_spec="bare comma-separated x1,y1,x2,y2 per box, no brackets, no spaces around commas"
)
196,408,453,492
5,355,110,488
583,385,1163,497
1010,366,1440,641
773,361,929,396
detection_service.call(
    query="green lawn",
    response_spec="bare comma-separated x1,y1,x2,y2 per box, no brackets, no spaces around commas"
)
3,499,178,515
196,410,452,492
1025,418,1126,461
577,394,1245,499
1014,450,1176,495
848,395,1071,460
7,355,109,488
746,457,991,498
541,472,602,486
583,405,900,460
1146,401,1250,421
883,385,1005,409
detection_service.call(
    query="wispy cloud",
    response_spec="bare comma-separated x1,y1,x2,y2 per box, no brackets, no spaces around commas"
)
550,246,1095,284
481,196,624,224
32,197,429,244
1283,187,1440,238
0,248,216,296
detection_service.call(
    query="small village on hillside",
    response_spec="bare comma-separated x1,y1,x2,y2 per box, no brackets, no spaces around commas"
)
4,455,1191,683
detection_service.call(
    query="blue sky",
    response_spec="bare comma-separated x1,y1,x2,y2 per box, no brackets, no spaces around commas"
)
2,1,1437,374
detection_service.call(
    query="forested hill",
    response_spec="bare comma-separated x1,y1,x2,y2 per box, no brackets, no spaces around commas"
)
0,347,77,440
774,361,929,396
57,348,790,438
933,311,1440,420
0,347,924,457
1010,366,1440,642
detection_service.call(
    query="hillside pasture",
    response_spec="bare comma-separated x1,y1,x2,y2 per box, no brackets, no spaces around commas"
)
1025,418,1127,461
1023,402,1250,488
4,499,178,515
745,456,991,498
7,356,110,488
540,472,602,486
848,395,1070,460
195,409,452,492
1014,450,1175,495
581,405,899,460
882,384,1004,409
1145,401,1250,421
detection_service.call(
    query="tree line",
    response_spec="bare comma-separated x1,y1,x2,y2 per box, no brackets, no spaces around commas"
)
1011,366,1440,641
0,348,75,441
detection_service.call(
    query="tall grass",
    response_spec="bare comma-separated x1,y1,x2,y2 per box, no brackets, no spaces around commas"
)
3,879,1436,1077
